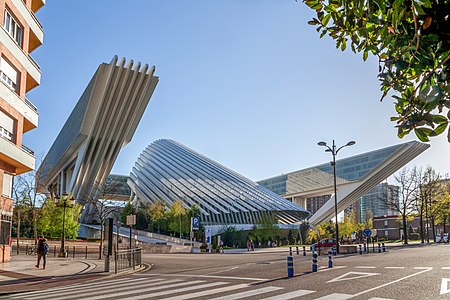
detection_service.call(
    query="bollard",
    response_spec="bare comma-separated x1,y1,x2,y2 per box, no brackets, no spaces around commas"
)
25,244,28,255
73,246,76,258
363,243,367,253
287,256,294,277
359,244,362,255
382,243,386,252
85,246,88,259
378,243,381,253
303,246,306,256
332,245,337,256
296,246,299,255
328,250,333,268
54,245,57,257
312,252,318,272
289,246,292,256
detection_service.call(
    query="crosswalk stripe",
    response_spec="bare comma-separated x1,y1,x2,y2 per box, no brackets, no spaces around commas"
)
314,293,353,299
260,289,316,300
10,277,154,298
209,286,283,300
21,278,174,300
152,284,250,300
122,282,230,300
368,298,395,300
49,280,208,300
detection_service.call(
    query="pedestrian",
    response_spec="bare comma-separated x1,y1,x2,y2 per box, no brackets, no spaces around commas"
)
251,240,255,251
247,239,251,251
35,235,49,269
219,240,224,253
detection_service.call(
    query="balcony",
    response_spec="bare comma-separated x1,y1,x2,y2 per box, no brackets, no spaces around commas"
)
0,137,35,175
12,0,44,46
0,81,38,132
31,0,45,14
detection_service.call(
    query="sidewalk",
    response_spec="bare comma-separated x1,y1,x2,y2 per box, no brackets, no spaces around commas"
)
0,254,110,295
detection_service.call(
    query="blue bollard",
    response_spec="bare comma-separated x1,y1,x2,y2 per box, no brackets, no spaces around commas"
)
289,246,292,256
312,252,318,272
363,243,367,253
303,246,306,256
378,243,381,253
296,246,299,255
382,243,386,252
332,245,337,256
287,256,294,277
328,251,333,268
359,244,362,255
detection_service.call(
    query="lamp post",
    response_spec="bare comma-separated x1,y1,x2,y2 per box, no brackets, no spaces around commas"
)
54,193,76,257
318,140,355,254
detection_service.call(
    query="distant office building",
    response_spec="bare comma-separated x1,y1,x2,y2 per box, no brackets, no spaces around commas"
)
128,139,310,227
257,141,429,226
38,57,158,222
359,183,399,222
0,0,44,262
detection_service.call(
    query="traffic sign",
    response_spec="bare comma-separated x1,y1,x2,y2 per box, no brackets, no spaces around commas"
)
205,228,212,245
370,229,377,237
192,217,200,231
363,228,372,237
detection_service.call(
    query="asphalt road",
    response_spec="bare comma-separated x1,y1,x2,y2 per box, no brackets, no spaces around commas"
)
7,244,450,299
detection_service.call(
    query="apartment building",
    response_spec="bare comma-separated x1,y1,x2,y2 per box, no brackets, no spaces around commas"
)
0,0,44,262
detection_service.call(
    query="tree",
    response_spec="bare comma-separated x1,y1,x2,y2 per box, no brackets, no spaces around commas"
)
256,214,280,245
416,167,440,242
168,200,187,239
339,211,363,238
37,199,82,239
218,226,243,247
381,167,419,244
431,187,450,235
147,201,168,233
304,0,450,142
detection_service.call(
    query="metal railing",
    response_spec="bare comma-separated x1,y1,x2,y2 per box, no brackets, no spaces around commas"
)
24,97,38,112
114,248,141,274
21,144,35,156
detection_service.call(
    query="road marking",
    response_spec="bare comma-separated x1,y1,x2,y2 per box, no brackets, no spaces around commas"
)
49,280,210,300
440,278,450,295
327,272,380,283
142,273,268,281
355,266,377,269
0,275,14,282
384,267,405,269
12,277,158,298
141,283,249,300
368,298,395,300
442,267,450,270
318,266,347,272
260,289,316,300
208,266,239,275
351,267,433,298
209,286,283,300
315,293,352,299
414,267,433,269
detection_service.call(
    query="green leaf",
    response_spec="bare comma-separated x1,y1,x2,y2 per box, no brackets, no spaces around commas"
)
322,14,332,26
414,127,432,142
363,51,368,61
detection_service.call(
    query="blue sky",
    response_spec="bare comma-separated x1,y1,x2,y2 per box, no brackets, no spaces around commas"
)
26,1,450,182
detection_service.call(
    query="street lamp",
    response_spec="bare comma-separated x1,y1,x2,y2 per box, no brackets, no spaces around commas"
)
318,140,355,254
54,193,76,257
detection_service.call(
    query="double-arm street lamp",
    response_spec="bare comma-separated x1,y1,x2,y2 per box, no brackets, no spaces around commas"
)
54,193,76,257
318,140,356,254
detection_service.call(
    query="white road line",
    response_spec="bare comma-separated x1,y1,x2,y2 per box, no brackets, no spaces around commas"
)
144,273,267,281
12,277,155,298
124,282,237,300
260,289,316,300
414,267,433,269
442,267,450,270
49,280,208,300
209,286,283,300
368,298,395,300
208,266,240,275
351,267,433,298
318,266,347,272
384,267,405,269
355,266,377,269
315,293,353,299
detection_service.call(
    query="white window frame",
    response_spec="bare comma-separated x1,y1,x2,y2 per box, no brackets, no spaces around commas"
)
4,10,22,46
2,173,13,198
0,57,18,92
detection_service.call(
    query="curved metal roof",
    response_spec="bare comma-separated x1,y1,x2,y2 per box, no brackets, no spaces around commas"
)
128,139,310,225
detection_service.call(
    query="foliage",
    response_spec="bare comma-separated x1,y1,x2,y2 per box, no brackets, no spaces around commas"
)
218,226,243,247
304,0,450,142
307,220,334,242
255,214,280,244
37,199,82,239
339,211,363,237
147,201,168,233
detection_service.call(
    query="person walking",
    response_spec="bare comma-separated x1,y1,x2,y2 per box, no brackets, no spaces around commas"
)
35,236,49,269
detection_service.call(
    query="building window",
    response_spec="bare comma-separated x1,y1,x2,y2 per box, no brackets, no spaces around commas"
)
0,110,14,141
0,58,18,92
4,10,22,46
2,173,13,198
384,220,388,227
385,230,389,237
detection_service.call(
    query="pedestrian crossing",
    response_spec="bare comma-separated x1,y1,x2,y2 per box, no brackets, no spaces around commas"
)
6,275,395,300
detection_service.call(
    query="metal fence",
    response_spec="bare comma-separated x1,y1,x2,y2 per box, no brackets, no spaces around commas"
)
114,248,142,274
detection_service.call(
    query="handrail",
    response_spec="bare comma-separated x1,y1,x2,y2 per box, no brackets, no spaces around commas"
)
21,144,34,156
24,97,38,113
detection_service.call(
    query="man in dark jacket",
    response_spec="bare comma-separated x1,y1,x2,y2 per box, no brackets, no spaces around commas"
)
35,236,48,269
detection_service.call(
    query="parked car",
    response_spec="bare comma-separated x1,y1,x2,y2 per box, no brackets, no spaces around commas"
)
437,233,449,243
310,238,336,251
444,233,449,243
